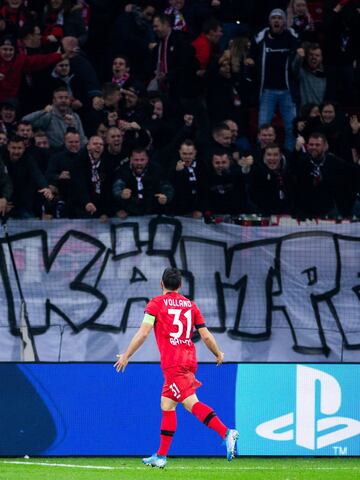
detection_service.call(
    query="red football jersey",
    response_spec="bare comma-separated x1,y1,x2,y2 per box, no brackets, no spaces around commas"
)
145,291,206,370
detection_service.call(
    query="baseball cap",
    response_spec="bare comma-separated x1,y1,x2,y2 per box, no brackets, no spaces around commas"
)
269,9,286,20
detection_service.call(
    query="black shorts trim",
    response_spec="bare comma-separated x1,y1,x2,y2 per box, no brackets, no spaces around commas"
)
161,429,175,437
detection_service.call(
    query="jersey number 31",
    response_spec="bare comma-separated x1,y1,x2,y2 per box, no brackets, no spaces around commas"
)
168,309,192,339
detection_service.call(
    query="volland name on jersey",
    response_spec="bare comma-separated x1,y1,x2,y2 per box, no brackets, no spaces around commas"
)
163,298,192,308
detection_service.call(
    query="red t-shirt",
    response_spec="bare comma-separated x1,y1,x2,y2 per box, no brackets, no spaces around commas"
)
192,33,212,70
145,291,206,370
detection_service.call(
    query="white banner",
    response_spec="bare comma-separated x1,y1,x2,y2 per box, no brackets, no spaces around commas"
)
1,217,360,362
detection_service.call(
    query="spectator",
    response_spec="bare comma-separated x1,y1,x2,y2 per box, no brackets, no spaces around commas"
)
249,123,280,165
168,139,202,217
248,9,299,150
120,83,151,125
0,0,32,38
151,112,196,170
145,95,178,151
224,118,251,153
33,129,52,175
164,0,190,34
200,122,238,166
248,143,295,215
16,119,33,147
45,57,85,111
286,0,315,40
0,34,66,103
3,135,53,218
300,101,350,160
22,86,86,148
151,13,198,101
34,130,50,150
96,122,108,142
61,36,103,111
103,126,127,169
112,2,156,80
100,87,153,161
112,147,173,218
42,0,87,45
293,102,320,138
292,43,327,107
111,55,131,88
224,35,256,110
222,123,254,175
323,0,360,105
0,131,8,146
46,129,81,217
293,132,356,217
199,151,246,214
89,82,121,133
0,147,13,216
0,98,18,136
206,52,243,126
17,22,43,54
192,17,223,72
16,22,55,113
71,135,114,220
349,115,360,165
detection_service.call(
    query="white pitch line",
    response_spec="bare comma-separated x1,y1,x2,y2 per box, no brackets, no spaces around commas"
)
2,461,115,470
2,461,360,472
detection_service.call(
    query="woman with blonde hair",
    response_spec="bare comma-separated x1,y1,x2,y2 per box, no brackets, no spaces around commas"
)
286,0,314,39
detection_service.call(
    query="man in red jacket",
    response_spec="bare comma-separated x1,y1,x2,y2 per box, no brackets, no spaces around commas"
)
0,34,68,103
192,17,223,72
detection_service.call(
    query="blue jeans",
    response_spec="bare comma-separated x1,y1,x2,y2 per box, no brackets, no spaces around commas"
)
258,89,297,151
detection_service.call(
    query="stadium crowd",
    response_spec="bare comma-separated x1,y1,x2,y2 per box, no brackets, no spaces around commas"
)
0,0,359,221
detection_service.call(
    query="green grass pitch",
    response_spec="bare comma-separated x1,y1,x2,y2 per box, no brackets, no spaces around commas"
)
1,457,360,480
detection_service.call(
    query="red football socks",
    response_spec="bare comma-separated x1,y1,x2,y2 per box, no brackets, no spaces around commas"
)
191,401,228,439
157,410,177,456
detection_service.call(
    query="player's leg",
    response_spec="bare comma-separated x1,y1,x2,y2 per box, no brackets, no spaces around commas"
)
158,396,177,456
142,396,177,468
182,394,239,461
182,393,228,437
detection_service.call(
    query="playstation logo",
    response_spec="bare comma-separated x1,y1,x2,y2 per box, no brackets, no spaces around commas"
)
256,365,360,450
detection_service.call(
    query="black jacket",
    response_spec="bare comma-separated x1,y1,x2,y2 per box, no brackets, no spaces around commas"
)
3,150,48,214
71,149,116,217
292,151,357,217
199,165,246,214
168,160,201,214
0,153,12,201
248,161,295,215
250,27,299,100
151,31,199,99
113,163,174,216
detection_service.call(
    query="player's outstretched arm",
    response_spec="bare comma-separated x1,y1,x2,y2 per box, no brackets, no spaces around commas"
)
114,322,153,373
198,327,224,366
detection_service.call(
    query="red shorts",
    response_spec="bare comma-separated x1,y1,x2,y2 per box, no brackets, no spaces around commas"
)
161,365,202,402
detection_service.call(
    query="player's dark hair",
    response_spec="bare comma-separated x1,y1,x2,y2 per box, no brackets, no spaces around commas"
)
162,268,182,291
